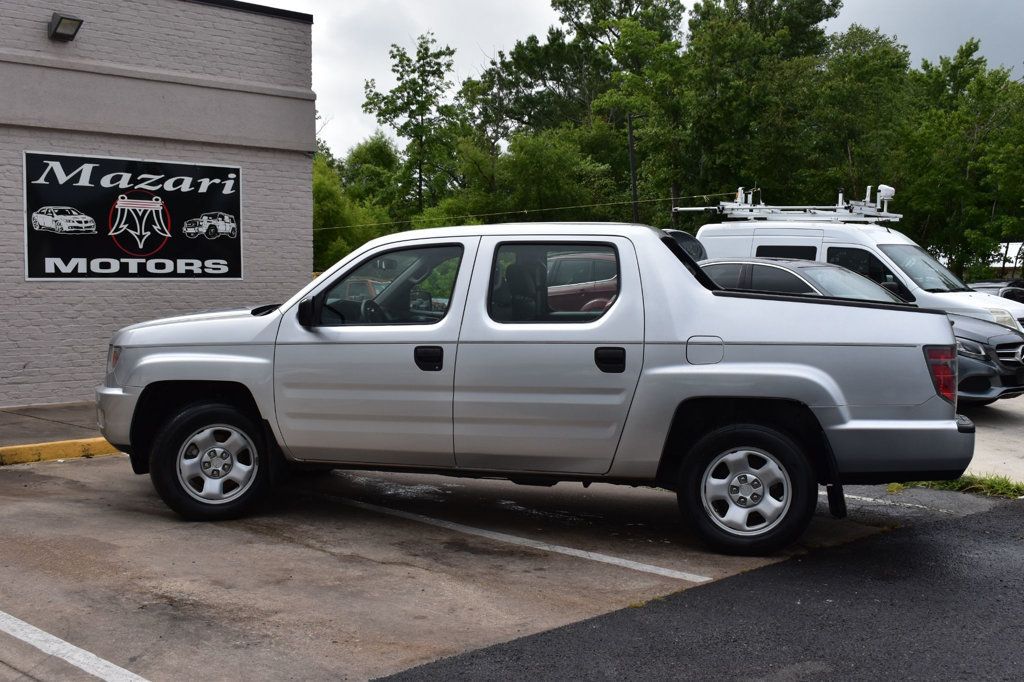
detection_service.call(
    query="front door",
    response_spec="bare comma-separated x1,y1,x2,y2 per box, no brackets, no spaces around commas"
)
454,236,644,474
274,238,478,466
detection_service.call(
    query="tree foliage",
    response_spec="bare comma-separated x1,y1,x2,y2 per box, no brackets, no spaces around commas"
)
310,3,1024,276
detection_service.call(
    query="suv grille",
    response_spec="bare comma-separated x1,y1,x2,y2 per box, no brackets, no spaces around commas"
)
996,342,1023,366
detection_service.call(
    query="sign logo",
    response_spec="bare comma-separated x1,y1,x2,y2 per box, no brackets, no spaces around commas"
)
109,193,171,255
24,152,242,279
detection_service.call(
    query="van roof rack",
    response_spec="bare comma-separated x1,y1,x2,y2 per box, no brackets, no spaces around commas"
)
673,186,902,223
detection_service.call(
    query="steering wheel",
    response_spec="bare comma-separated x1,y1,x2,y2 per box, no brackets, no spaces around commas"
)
360,299,387,323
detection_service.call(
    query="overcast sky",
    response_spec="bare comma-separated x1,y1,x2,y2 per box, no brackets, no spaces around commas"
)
268,0,1023,156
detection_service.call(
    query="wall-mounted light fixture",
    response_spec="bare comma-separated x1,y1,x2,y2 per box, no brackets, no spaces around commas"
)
47,12,83,42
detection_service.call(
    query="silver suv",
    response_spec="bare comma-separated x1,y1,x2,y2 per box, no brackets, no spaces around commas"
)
96,224,974,554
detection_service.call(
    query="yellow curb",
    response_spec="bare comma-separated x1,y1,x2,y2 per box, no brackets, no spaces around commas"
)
0,437,119,466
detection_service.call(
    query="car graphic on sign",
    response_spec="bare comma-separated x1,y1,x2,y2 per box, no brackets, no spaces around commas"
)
183,212,237,239
31,206,97,234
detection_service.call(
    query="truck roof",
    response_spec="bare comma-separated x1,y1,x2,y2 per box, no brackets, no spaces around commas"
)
364,222,665,246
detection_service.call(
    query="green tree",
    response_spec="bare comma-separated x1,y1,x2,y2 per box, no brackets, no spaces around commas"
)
312,153,390,270
339,131,402,209
895,40,1024,274
363,33,463,213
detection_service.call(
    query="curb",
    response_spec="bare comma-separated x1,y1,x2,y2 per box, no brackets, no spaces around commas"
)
0,437,119,466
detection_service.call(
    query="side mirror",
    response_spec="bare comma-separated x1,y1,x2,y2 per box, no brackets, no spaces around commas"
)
880,280,909,301
296,296,315,327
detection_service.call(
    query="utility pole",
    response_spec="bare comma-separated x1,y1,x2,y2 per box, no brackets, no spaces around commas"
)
627,113,639,223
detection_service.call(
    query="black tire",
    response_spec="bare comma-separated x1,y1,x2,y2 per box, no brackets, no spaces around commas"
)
149,402,271,520
677,424,817,555
206,225,218,239
228,227,237,238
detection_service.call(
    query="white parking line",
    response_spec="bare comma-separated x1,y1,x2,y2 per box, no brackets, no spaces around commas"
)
342,497,712,583
0,609,148,682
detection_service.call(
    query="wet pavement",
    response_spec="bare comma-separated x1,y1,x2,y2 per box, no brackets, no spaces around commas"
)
0,455,999,681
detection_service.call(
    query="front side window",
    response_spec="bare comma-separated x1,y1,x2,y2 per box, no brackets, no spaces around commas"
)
319,244,463,325
876,244,970,293
489,243,619,323
800,266,903,302
827,246,914,300
749,265,816,294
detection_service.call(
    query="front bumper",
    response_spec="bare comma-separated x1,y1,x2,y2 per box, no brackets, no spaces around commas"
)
95,384,139,452
826,416,974,484
957,354,1024,403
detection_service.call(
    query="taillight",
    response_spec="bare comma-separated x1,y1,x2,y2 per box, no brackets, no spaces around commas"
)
924,345,957,404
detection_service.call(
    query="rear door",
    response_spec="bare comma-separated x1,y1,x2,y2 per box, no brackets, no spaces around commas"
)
453,236,644,474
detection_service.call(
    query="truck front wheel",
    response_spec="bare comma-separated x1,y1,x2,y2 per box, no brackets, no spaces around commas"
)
149,402,271,520
677,424,817,555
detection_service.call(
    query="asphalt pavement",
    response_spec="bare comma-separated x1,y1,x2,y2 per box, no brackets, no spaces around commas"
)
387,495,1024,681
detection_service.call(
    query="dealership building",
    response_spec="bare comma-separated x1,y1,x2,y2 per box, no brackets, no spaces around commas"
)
0,0,315,405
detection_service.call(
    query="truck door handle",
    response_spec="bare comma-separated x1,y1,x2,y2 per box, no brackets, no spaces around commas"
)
414,345,444,371
594,347,626,373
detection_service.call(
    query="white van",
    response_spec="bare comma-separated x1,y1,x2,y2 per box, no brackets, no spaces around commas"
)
694,194,1024,332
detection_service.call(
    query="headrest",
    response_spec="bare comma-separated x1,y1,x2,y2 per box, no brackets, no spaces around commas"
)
505,264,536,296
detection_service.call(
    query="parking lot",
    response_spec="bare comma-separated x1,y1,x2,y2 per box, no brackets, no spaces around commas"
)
0,442,1006,681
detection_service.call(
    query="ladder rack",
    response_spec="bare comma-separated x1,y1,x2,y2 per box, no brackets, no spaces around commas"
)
674,186,902,223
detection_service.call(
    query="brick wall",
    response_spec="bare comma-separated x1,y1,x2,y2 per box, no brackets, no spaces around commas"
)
0,126,312,406
0,0,311,89
0,0,313,405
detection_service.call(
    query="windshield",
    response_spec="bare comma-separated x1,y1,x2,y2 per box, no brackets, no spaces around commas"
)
53,208,79,215
878,244,970,292
800,266,903,303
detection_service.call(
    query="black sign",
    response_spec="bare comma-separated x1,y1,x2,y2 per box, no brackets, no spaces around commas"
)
24,152,242,279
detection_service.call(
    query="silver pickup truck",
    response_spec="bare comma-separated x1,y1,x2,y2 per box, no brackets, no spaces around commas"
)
96,223,975,554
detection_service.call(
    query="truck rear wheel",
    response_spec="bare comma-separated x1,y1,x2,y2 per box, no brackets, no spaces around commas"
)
677,424,817,555
149,402,270,520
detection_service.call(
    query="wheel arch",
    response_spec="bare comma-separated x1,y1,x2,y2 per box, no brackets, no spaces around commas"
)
655,396,838,490
128,380,270,475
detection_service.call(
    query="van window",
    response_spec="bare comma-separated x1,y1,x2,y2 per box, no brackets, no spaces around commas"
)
755,245,817,260
827,247,913,301
749,265,816,294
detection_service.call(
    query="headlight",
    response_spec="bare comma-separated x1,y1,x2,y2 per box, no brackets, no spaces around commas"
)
955,337,987,359
987,308,1022,332
107,345,122,373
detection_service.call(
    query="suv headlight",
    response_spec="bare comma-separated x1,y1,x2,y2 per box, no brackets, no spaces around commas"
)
986,308,1022,332
955,337,987,360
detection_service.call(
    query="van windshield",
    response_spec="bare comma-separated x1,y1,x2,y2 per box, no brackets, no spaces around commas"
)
877,244,971,293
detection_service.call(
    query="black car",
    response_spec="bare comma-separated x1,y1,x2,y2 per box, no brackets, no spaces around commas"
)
968,281,1024,305
701,257,1024,406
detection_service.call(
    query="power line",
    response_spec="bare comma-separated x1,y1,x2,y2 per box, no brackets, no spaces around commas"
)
313,191,736,233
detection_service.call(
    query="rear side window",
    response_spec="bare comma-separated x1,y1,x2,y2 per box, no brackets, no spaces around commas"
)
749,265,815,294
702,263,744,289
755,245,817,259
489,243,619,323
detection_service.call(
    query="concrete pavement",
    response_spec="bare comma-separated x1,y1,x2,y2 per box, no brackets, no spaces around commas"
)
963,397,1024,481
0,455,950,681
